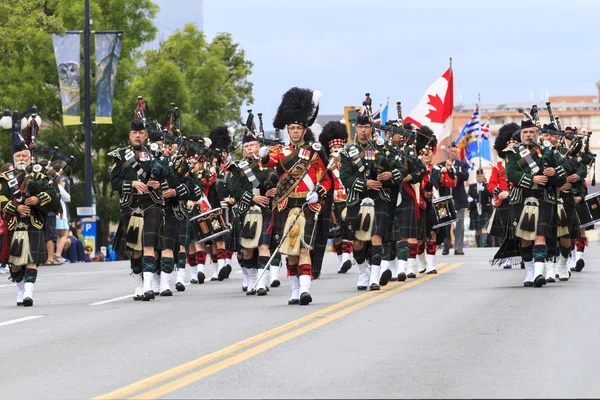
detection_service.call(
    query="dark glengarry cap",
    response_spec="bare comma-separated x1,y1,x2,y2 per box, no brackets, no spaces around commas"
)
521,119,537,130
131,120,145,132
242,133,260,145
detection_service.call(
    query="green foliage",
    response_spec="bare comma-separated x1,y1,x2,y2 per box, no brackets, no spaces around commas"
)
0,1,254,245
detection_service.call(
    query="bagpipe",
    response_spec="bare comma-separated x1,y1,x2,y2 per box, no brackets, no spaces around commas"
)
243,109,282,147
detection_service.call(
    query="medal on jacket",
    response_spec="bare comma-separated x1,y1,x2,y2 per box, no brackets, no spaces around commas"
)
299,148,310,160
138,151,151,161
365,150,375,160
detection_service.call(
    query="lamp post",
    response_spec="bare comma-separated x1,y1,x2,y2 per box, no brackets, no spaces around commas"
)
0,105,41,155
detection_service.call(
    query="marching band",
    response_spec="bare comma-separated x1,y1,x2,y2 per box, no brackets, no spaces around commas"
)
1,91,597,308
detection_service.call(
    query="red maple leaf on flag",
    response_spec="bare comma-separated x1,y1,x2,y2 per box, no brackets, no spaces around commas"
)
425,94,446,124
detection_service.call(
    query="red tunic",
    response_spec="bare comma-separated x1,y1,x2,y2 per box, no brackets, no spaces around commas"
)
263,143,332,211
332,161,346,202
487,161,508,193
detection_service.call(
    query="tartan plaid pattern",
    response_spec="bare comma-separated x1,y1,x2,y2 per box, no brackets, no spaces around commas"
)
271,198,318,252
163,208,180,251
469,209,491,230
8,228,46,266
227,217,242,253
508,199,554,239
489,199,510,237
560,202,581,240
329,201,346,239
178,218,191,248
391,187,418,241
344,197,389,241
114,197,165,251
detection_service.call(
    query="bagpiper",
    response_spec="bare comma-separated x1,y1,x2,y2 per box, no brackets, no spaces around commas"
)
0,137,60,307
318,121,354,274
229,133,278,296
258,87,334,305
339,107,404,290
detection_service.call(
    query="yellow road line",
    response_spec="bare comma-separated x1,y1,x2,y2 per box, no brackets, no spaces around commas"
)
93,262,456,400
132,262,462,399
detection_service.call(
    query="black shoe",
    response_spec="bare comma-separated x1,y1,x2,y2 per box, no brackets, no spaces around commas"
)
546,276,555,283
397,272,407,282
266,286,270,292
338,260,352,273
524,281,534,287
225,264,232,278
454,250,464,255
442,249,449,255
246,289,256,296
16,302,24,306
197,272,205,284
175,282,186,292
160,289,173,297
153,291,160,296
379,269,392,286
534,275,546,287
357,286,368,291
288,298,300,305
242,286,248,292
407,273,417,279
256,288,268,296
218,267,228,281
426,269,438,275
299,292,312,305
210,276,219,282
270,279,280,288
190,279,199,284
133,295,143,301
369,283,380,291
22,297,33,307
503,265,512,269
142,291,155,301
575,259,585,272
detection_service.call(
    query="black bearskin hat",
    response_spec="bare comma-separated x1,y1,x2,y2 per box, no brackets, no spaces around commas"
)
273,87,321,129
319,121,348,155
494,122,520,159
304,128,316,144
209,126,233,151
416,125,437,154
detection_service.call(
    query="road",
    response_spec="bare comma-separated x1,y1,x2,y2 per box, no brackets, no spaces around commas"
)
1,245,599,399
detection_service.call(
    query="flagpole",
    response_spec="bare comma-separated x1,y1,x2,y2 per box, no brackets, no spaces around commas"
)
478,92,482,171
449,56,453,148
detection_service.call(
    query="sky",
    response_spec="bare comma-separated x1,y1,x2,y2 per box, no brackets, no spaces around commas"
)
149,0,600,120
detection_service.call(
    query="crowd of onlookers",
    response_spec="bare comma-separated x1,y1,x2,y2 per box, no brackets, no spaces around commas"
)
0,162,113,274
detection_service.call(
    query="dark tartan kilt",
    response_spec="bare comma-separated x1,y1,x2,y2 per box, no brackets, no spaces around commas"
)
391,187,418,241
508,198,553,239
270,198,318,251
329,201,345,239
163,208,180,251
488,199,510,237
415,205,427,241
344,197,389,241
9,228,46,266
227,215,242,253
469,207,491,230
559,202,581,240
240,210,272,250
114,198,164,251
178,217,191,249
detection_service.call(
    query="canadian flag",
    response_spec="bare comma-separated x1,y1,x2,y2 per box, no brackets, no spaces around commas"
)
403,67,454,142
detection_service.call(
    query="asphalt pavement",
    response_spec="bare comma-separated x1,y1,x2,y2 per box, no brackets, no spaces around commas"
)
1,245,599,399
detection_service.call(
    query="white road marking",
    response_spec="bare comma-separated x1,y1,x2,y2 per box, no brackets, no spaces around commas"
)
90,295,132,306
0,315,43,327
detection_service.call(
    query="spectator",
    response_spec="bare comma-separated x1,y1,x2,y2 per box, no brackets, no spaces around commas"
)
43,168,60,265
54,175,71,263
106,232,117,262
93,252,105,262
64,223,86,263
84,246,93,263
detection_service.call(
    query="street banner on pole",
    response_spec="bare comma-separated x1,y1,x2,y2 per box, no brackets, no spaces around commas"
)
94,32,123,124
51,33,81,126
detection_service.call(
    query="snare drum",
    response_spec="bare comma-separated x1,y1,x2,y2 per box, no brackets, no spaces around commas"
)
190,208,230,243
581,192,600,228
432,195,458,230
